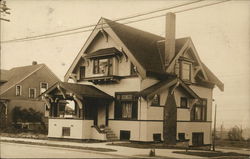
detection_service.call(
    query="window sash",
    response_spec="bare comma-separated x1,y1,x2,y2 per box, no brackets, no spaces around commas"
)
40,82,48,94
29,88,36,98
191,99,207,121
16,85,22,96
181,61,192,81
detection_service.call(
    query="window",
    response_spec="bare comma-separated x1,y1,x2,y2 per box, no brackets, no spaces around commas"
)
29,88,36,98
178,133,186,141
62,127,70,136
58,100,77,118
115,93,138,119
16,85,22,96
40,82,48,94
79,66,85,79
153,134,161,142
192,132,204,146
151,94,160,106
130,62,137,75
191,99,207,121
93,58,113,75
180,97,188,108
181,61,192,81
120,130,130,140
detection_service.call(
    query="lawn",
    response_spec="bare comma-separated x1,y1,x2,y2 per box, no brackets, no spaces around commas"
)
216,139,250,149
173,150,248,159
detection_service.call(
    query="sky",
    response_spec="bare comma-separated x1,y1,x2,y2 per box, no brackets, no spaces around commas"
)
1,0,250,129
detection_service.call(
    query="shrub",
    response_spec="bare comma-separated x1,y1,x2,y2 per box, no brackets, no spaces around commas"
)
228,125,244,141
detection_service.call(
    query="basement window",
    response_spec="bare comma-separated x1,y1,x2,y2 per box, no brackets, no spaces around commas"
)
62,127,70,136
178,133,186,141
153,133,161,142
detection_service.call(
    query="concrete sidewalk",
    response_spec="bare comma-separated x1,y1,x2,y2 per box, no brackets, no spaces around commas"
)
0,136,203,158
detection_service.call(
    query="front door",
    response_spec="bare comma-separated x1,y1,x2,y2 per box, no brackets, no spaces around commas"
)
192,132,204,146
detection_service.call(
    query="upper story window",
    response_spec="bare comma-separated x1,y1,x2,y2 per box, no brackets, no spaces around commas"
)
191,99,207,121
40,82,48,94
151,94,160,106
115,92,138,120
29,88,36,98
16,85,22,96
180,97,188,108
93,58,113,75
130,62,137,76
181,61,192,82
79,66,85,79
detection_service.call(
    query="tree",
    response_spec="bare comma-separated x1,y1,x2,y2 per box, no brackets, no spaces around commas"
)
228,125,243,141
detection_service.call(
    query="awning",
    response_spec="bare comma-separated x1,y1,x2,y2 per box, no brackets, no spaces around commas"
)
84,47,122,59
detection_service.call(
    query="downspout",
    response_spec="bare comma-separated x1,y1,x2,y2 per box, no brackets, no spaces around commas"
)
139,97,142,141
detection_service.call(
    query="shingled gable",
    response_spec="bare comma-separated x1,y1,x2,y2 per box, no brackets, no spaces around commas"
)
64,17,190,81
0,64,48,96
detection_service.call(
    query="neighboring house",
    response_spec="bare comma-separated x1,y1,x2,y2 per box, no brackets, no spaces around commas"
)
43,13,223,146
0,62,60,127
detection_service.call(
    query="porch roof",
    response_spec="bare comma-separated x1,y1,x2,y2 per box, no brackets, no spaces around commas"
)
45,82,113,99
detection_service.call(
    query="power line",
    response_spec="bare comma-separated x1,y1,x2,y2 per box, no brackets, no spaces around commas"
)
1,0,230,43
1,0,203,43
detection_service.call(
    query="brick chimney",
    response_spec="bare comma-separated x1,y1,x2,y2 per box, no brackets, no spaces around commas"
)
165,12,176,68
32,61,37,65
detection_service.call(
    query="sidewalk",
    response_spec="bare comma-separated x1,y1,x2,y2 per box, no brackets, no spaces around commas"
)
0,136,203,158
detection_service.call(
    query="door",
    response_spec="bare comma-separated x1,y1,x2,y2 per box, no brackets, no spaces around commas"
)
192,132,204,146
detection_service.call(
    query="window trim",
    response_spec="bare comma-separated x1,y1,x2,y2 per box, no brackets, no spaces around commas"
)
191,98,207,121
29,88,36,99
180,60,192,82
180,97,188,108
40,82,48,94
151,94,160,106
16,85,22,96
115,92,138,120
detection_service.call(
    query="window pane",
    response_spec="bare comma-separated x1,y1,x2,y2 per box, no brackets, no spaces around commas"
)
182,62,191,81
29,89,35,98
180,97,188,108
99,59,108,74
122,102,132,118
16,86,21,96
195,106,202,120
80,66,85,79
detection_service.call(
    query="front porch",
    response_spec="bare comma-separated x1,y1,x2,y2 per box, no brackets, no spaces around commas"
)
42,82,117,141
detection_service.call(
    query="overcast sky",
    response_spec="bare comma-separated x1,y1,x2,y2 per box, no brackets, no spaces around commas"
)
1,0,250,129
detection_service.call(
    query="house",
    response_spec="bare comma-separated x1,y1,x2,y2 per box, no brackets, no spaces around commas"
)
43,13,223,146
0,62,60,128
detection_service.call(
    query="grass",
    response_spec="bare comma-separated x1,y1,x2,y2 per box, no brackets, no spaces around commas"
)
0,139,117,152
173,150,248,158
216,139,250,149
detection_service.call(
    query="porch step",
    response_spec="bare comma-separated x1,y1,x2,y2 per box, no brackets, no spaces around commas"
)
104,127,118,141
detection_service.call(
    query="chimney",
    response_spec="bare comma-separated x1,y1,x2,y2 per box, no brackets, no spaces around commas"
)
32,61,37,65
165,12,176,68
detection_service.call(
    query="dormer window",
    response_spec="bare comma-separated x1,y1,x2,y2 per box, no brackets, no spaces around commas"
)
180,61,192,82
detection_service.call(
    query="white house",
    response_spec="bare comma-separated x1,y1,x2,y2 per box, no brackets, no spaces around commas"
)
43,13,223,146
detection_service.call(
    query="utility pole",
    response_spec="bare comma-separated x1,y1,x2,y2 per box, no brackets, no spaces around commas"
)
212,103,217,151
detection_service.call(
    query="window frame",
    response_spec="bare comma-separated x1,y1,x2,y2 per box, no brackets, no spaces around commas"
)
40,82,48,94
180,97,188,108
115,92,138,120
16,85,22,96
151,94,160,106
180,60,192,82
93,58,113,75
191,98,207,121
62,127,70,136
79,66,86,79
29,88,36,99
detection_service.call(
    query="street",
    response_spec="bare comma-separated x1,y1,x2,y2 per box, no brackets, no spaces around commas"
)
0,142,122,158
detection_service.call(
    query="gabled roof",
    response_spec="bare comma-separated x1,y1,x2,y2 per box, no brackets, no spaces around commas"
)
44,82,113,99
65,17,223,91
0,64,60,96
